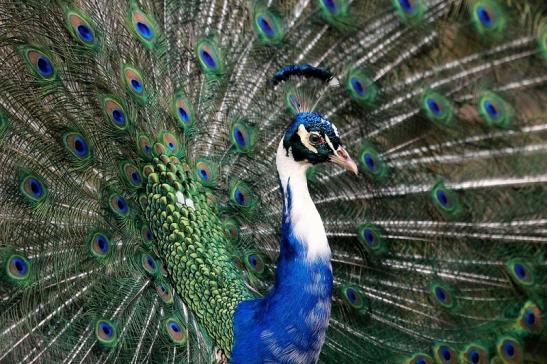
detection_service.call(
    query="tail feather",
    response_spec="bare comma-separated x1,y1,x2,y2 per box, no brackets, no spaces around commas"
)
0,0,546,363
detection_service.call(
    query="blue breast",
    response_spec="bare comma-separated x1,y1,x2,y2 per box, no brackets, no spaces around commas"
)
231,180,333,363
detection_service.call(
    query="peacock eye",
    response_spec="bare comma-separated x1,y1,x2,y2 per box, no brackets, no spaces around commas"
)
309,133,323,145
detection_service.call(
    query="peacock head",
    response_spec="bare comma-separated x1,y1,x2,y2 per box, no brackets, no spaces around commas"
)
282,112,358,174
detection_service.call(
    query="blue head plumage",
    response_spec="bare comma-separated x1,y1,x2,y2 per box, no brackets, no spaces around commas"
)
282,112,357,174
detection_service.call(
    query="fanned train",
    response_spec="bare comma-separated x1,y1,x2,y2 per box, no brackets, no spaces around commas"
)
0,0,546,363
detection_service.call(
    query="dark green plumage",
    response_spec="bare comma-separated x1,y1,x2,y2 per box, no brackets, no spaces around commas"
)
0,0,545,363
144,153,252,352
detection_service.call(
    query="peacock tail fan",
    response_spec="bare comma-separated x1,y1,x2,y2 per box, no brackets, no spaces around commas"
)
0,0,545,363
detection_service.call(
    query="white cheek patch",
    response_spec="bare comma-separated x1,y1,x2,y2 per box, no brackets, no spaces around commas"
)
324,134,336,153
297,124,318,153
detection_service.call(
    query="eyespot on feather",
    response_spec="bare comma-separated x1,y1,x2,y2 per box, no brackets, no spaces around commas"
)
19,46,57,80
172,91,195,130
318,0,350,24
156,281,174,304
195,39,224,76
393,0,426,23
253,8,284,45
357,223,386,254
122,65,146,102
341,284,366,310
161,132,181,156
471,1,507,37
405,353,433,364
101,96,129,130
421,90,454,126
89,232,110,258
230,118,256,154
20,173,48,204
141,225,154,245
496,336,523,364
434,343,457,364
128,6,160,48
358,143,387,179
141,253,159,275
223,218,240,242
244,252,265,276
137,134,153,159
506,259,534,287
195,159,218,187
430,181,461,216
516,301,543,335
346,69,378,106
478,91,513,128
3,253,31,284
95,320,118,347
429,281,456,309
109,194,129,217
63,132,91,160
121,162,142,187
460,343,489,364
229,181,255,209
65,8,97,47
164,317,187,345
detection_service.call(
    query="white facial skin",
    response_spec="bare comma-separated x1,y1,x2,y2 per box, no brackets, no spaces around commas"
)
296,123,358,175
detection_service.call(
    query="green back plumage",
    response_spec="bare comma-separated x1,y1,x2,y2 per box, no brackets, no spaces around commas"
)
144,153,252,352
0,0,546,363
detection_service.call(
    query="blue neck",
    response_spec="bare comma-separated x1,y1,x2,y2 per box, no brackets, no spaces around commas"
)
231,147,333,364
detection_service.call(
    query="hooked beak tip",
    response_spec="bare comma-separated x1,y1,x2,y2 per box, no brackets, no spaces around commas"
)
331,146,358,175
350,163,359,176
347,160,359,176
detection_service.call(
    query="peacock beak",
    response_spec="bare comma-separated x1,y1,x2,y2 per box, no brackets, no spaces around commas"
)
330,146,358,175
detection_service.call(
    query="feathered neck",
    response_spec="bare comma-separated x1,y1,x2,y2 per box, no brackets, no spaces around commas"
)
275,140,331,261
229,140,334,363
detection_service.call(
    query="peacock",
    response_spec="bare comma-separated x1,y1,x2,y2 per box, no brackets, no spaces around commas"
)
0,0,546,363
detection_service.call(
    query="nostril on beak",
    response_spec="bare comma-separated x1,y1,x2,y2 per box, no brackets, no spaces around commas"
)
331,146,358,175
337,148,348,160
